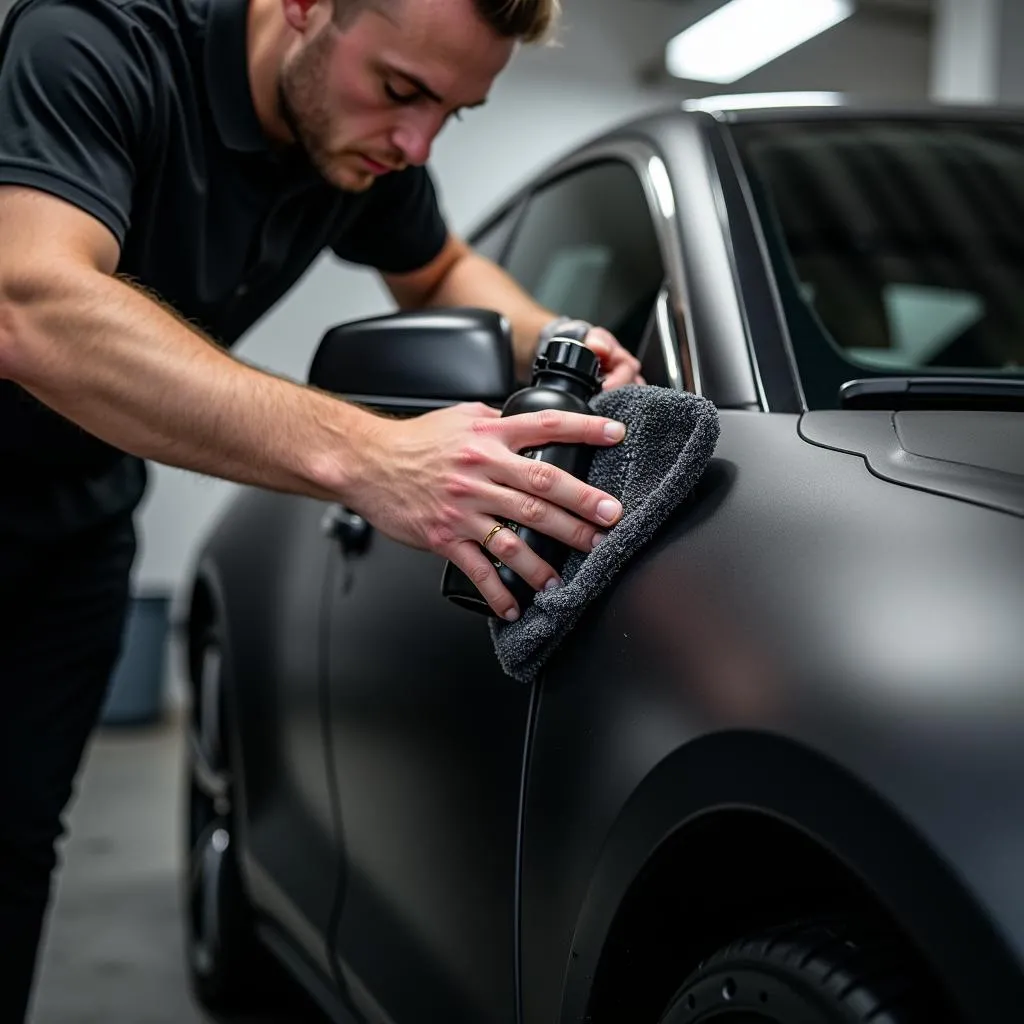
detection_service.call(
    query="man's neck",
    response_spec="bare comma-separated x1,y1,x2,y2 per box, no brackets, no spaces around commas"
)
245,0,296,146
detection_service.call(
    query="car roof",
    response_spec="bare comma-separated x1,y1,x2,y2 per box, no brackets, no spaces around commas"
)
467,92,1024,246
677,91,1024,125
544,94,1024,177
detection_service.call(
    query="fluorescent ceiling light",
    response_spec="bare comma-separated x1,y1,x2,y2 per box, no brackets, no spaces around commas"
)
666,0,855,84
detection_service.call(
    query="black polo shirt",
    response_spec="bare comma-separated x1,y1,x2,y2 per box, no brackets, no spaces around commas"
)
0,0,449,536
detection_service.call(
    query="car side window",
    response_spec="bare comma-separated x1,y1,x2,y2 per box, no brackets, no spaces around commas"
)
471,199,525,264
502,161,666,354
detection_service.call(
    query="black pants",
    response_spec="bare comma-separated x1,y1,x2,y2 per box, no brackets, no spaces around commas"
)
0,513,136,1023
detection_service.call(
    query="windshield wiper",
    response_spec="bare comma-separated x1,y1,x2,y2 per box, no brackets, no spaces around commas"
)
840,376,1024,412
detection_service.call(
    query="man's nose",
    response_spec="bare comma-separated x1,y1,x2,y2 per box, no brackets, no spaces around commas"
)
391,115,439,167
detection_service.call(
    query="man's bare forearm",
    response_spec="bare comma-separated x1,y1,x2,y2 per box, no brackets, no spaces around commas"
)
0,265,375,500
420,250,555,379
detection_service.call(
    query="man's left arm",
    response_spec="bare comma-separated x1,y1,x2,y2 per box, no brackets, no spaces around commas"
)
383,234,644,388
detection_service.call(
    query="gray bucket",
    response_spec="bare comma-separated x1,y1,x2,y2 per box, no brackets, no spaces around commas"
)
101,594,171,726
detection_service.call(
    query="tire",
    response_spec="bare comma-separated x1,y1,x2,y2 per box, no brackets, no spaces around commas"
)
659,919,945,1024
183,625,287,1014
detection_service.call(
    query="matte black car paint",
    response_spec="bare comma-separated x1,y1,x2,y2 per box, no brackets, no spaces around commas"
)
322,535,528,1024
520,411,1024,1024
195,491,342,980
185,102,1024,1024
801,410,1024,518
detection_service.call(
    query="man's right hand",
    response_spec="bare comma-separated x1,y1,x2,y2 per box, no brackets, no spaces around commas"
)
348,401,627,621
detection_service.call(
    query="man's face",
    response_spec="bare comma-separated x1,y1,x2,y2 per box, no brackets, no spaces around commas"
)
278,0,515,191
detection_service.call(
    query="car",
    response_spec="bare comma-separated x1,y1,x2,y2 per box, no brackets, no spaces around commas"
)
179,95,1024,1024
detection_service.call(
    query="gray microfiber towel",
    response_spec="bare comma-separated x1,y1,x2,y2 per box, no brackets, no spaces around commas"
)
490,383,721,683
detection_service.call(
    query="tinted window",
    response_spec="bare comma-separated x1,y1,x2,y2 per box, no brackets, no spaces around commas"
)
733,120,1024,408
471,200,523,264
503,161,665,353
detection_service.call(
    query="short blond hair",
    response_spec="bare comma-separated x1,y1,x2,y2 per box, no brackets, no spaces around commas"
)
472,0,560,43
333,0,560,43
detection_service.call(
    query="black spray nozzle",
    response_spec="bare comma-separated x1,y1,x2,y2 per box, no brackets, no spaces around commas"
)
534,338,601,384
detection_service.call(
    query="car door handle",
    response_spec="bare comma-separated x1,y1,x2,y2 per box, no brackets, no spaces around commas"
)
321,503,372,554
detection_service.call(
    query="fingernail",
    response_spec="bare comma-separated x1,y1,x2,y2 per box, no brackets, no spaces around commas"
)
592,532,607,549
597,499,621,525
504,607,519,622
544,577,561,591
604,421,626,441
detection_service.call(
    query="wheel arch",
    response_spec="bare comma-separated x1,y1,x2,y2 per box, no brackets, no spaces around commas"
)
183,558,255,844
560,731,1024,1024
184,564,220,691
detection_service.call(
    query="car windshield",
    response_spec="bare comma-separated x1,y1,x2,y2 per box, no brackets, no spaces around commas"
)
730,118,1024,409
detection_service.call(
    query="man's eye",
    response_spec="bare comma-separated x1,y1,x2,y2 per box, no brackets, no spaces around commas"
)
384,83,418,105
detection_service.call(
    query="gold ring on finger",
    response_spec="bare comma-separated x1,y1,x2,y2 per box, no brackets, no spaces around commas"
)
482,523,504,551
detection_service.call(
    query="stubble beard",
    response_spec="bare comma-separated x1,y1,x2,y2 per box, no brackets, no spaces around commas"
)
277,25,372,192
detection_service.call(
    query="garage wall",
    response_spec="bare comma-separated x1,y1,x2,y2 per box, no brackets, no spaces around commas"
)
0,0,930,595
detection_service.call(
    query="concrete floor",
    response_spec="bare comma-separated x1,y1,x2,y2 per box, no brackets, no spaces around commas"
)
28,707,325,1024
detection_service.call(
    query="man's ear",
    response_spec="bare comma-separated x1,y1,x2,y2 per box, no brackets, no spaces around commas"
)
282,0,322,32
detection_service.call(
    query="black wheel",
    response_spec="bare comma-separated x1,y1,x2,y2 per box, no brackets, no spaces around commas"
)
659,920,945,1024
184,626,285,1014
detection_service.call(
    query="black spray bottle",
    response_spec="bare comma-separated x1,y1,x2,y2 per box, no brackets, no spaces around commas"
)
441,331,604,616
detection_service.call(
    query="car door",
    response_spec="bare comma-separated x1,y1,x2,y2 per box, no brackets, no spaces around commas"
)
323,156,667,1024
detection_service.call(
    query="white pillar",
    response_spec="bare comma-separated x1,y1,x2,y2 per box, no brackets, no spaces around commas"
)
931,0,1024,105
930,0,999,103
995,0,1024,104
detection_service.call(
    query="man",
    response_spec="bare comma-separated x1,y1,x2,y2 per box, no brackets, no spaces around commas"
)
0,0,643,1016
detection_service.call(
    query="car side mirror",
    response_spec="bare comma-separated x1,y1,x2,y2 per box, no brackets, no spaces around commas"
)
307,307,516,415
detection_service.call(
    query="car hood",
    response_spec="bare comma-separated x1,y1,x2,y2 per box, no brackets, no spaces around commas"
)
799,410,1024,519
